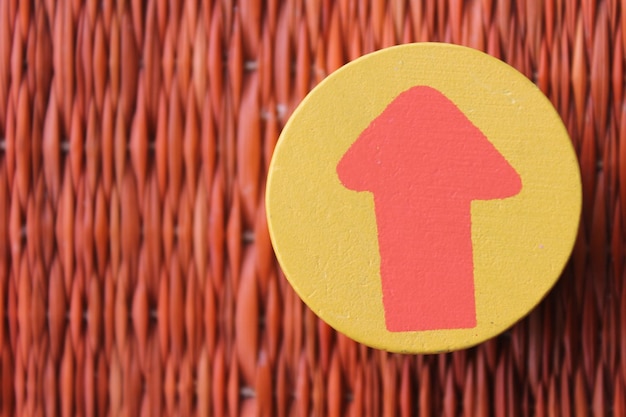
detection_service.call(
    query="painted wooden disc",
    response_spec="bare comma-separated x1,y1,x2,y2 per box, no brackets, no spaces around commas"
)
266,43,581,353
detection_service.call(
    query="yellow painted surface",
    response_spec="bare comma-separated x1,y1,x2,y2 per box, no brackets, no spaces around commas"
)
266,43,581,353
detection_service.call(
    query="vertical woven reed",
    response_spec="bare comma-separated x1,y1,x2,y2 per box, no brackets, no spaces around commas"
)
0,0,622,415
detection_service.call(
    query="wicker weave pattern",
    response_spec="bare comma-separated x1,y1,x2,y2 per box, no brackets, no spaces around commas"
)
0,0,622,416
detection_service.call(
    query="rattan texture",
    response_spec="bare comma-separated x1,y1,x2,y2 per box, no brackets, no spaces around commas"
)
0,0,622,416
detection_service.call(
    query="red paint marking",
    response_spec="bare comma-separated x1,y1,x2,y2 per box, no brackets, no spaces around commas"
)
337,86,522,331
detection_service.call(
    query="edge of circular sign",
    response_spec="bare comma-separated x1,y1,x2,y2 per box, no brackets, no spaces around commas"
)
266,42,582,354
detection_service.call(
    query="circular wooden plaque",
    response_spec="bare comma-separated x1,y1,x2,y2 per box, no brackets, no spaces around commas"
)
266,43,581,353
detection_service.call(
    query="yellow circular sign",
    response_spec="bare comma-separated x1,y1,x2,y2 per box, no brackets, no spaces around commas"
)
266,43,581,353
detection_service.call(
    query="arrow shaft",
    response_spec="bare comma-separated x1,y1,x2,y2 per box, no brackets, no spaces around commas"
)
375,201,477,331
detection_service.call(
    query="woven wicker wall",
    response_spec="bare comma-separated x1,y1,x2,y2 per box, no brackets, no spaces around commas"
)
0,0,622,416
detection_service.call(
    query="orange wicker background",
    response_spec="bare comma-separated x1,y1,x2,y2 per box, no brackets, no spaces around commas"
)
0,0,622,416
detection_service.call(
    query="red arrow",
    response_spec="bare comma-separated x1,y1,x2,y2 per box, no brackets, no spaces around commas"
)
337,86,522,331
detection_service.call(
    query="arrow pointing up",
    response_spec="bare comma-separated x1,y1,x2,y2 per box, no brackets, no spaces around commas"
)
337,86,522,332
